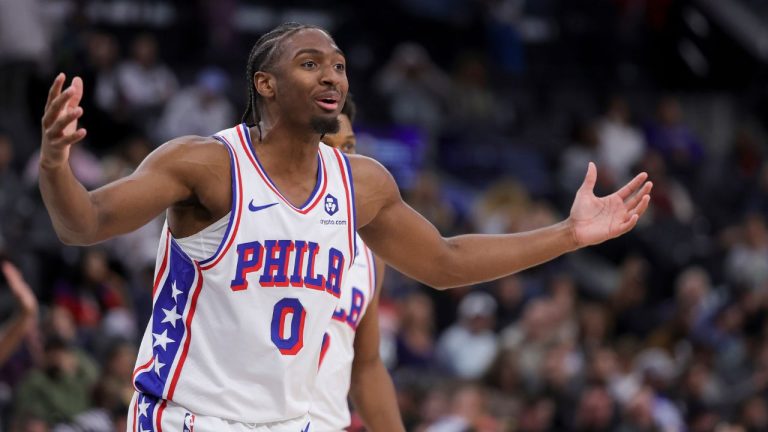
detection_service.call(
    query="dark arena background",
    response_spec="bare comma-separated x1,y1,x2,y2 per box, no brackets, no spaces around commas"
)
1,0,768,430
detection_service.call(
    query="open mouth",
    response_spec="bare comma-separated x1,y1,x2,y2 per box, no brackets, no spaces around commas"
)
315,98,339,111
314,91,341,112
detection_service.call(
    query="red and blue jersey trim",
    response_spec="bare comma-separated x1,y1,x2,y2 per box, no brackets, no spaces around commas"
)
238,123,328,214
332,148,356,268
132,392,166,432
199,134,243,270
133,240,204,404
362,243,376,297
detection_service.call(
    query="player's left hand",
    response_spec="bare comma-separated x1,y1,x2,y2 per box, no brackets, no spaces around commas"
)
567,162,652,247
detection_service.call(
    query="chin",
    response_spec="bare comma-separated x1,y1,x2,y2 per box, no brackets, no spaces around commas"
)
310,116,340,135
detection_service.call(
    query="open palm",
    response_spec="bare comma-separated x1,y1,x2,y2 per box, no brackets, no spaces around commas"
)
41,74,86,168
569,162,652,247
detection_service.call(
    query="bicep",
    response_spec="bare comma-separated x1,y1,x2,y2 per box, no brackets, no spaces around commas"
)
88,142,196,239
353,156,453,287
359,198,451,287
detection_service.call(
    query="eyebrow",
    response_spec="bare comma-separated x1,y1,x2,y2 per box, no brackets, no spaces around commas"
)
293,47,346,59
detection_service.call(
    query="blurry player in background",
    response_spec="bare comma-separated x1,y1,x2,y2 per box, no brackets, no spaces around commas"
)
312,97,405,431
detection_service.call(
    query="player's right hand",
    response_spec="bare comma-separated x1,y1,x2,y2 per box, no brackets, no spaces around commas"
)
40,73,87,170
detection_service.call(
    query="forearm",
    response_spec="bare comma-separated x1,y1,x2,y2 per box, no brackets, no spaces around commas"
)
39,163,101,245
441,220,577,286
350,358,405,432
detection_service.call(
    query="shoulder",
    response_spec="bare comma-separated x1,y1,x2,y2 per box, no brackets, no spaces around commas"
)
348,154,393,184
143,135,229,172
133,135,231,200
348,155,401,228
159,135,228,157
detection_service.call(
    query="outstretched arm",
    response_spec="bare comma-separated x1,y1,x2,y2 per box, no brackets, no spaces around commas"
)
0,262,38,366
349,256,405,432
355,159,652,289
38,74,218,245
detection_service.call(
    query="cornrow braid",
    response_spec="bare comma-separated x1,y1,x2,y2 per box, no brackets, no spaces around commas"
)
241,22,327,138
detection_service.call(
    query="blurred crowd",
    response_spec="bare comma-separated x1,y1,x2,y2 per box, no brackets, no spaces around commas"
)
1,0,768,431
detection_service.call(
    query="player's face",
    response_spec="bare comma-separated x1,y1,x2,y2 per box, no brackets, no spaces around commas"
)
322,114,356,154
273,29,348,134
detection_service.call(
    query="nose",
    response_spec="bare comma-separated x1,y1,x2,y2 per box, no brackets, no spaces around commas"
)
320,64,341,87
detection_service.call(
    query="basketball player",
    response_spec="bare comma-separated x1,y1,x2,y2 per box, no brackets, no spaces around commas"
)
39,23,652,431
312,97,404,431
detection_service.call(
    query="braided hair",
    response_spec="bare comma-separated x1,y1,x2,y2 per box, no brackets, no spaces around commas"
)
241,22,328,137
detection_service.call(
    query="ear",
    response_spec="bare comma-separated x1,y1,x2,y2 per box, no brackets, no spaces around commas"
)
254,71,275,99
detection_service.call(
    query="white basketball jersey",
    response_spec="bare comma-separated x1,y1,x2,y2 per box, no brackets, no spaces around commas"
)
311,235,376,431
131,124,357,427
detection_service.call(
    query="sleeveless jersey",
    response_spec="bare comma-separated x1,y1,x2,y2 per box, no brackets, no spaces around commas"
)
311,235,377,431
130,123,357,427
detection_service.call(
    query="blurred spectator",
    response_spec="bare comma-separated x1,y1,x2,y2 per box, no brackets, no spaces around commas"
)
24,143,104,190
644,96,704,186
725,213,768,291
375,42,452,150
53,341,135,432
448,54,505,129
558,119,602,197
395,292,437,370
52,249,130,342
0,133,29,248
116,33,178,132
0,0,50,163
405,170,461,236
501,298,573,392
709,129,766,226
0,262,38,367
517,396,556,432
491,274,526,330
640,151,695,224
617,386,672,432
13,335,98,426
650,266,721,350
76,31,135,151
484,348,522,397
424,384,500,432
596,96,646,187
472,179,531,234
573,384,618,432
101,134,152,184
610,255,658,338
577,302,612,352
156,67,235,141
740,396,768,432
436,292,499,379
82,32,121,116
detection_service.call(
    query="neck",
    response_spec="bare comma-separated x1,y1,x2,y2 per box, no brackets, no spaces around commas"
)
248,118,321,173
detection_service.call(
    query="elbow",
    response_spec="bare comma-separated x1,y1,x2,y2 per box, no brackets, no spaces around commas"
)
423,278,452,290
55,230,96,246
419,241,471,290
420,258,467,290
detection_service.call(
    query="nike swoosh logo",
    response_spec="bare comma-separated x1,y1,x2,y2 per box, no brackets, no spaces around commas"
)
248,200,279,212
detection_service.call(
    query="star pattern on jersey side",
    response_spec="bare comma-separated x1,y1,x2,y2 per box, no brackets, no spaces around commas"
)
161,307,183,328
171,280,182,303
139,425,150,432
153,329,175,351
137,397,150,418
154,356,166,375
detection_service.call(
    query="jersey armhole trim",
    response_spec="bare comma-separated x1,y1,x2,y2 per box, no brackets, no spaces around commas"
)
199,135,243,270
